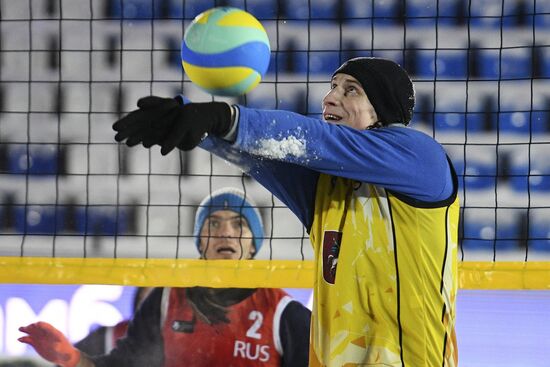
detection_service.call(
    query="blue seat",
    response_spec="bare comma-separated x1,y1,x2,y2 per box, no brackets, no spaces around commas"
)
14,205,65,235
171,0,279,19
416,49,468,79
434,112,466,131
496,111,550,135
405,0,460,27
109,0,168,19
433,111,485,133
509,161,550,193
308,52,342,74
534,46,550,78
267,52,284,74
270,37,309,75
477,48,531,80
342,0,373,26
535,2,550,28
465,112,489,132
226,0,278,20
281,51,341,75
462,216,519,251
281,0,338,21
532,110,550,133
372,0,399,26
165,37,181,68
529,221,550,252
8,145,59,176
267,49,309,74
467,0,517,28
74,206,129,236
248,91,305,113
454,160,497,191
182,0,217,18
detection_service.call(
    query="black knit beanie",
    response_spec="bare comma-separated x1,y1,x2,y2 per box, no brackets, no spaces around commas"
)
332,57,415,126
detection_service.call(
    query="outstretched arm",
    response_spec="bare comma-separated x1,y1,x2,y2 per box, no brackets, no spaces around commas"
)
233,106,454,203
112,96,320,229
18,322,95,367
112,97,453,203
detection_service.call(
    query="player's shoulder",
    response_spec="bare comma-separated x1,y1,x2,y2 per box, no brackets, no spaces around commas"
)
381,124,444,148
382,123,432,137
256,287,291,300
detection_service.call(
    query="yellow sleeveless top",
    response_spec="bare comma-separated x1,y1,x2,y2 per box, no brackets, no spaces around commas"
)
308,174,459,367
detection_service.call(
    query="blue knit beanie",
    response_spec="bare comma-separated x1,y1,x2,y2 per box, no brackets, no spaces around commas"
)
193,188,264,256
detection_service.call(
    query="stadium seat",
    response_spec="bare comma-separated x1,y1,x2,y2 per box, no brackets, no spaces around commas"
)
74,206,129,236
532,109,550,133
535,1,550,28
529,221,550,252
8,145,59,176
461,215,520,251
372,0,400,26
275,50,346,75
509,160,550,193
477,48,532,80
433,112,486,133
510,145,550,193
405,0,460,27
281,0,338,21
268,41,309,74
244,88,307,114
14,205,65,235
533,46,550,78
454,160,497,191
434,112,466,131
215,0,279,20
467,0,518,28
341,0,372,26
180,0,219,18
496,111,550,135
308,51,342,75
108,0,162,19
341,0,423,27
416,49,468,79
164,36,181,68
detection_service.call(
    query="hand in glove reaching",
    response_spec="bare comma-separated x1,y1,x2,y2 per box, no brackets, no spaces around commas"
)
112,96,233,155
19,322,81,367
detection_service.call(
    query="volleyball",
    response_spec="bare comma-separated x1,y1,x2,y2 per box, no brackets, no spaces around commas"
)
181,7,271,97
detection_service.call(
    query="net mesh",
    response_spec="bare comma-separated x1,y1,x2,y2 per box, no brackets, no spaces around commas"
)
0,0,549,289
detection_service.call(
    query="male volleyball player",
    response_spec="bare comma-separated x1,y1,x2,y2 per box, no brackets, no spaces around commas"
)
19,188,311,367
109,56,460,366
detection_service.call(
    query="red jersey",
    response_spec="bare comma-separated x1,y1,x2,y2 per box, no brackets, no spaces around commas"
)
161,287,292,367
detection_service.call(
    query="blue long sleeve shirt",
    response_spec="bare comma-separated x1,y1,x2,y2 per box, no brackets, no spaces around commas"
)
200,106,454,231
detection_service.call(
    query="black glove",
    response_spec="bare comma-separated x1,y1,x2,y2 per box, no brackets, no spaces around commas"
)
113,96,233,155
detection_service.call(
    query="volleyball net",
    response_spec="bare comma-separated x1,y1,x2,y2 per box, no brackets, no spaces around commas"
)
0,0,549,290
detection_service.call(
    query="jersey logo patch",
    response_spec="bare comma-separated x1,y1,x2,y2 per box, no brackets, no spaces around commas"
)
322,230,342,284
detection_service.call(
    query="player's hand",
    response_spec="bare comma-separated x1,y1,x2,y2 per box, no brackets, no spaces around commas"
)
18,322,81,367
113,96,233,155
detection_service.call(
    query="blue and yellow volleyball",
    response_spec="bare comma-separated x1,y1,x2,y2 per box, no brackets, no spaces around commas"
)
181,7,271,97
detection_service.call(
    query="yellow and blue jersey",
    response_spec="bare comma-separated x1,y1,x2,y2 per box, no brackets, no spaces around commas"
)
308,175,458,366
201,106,459,366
